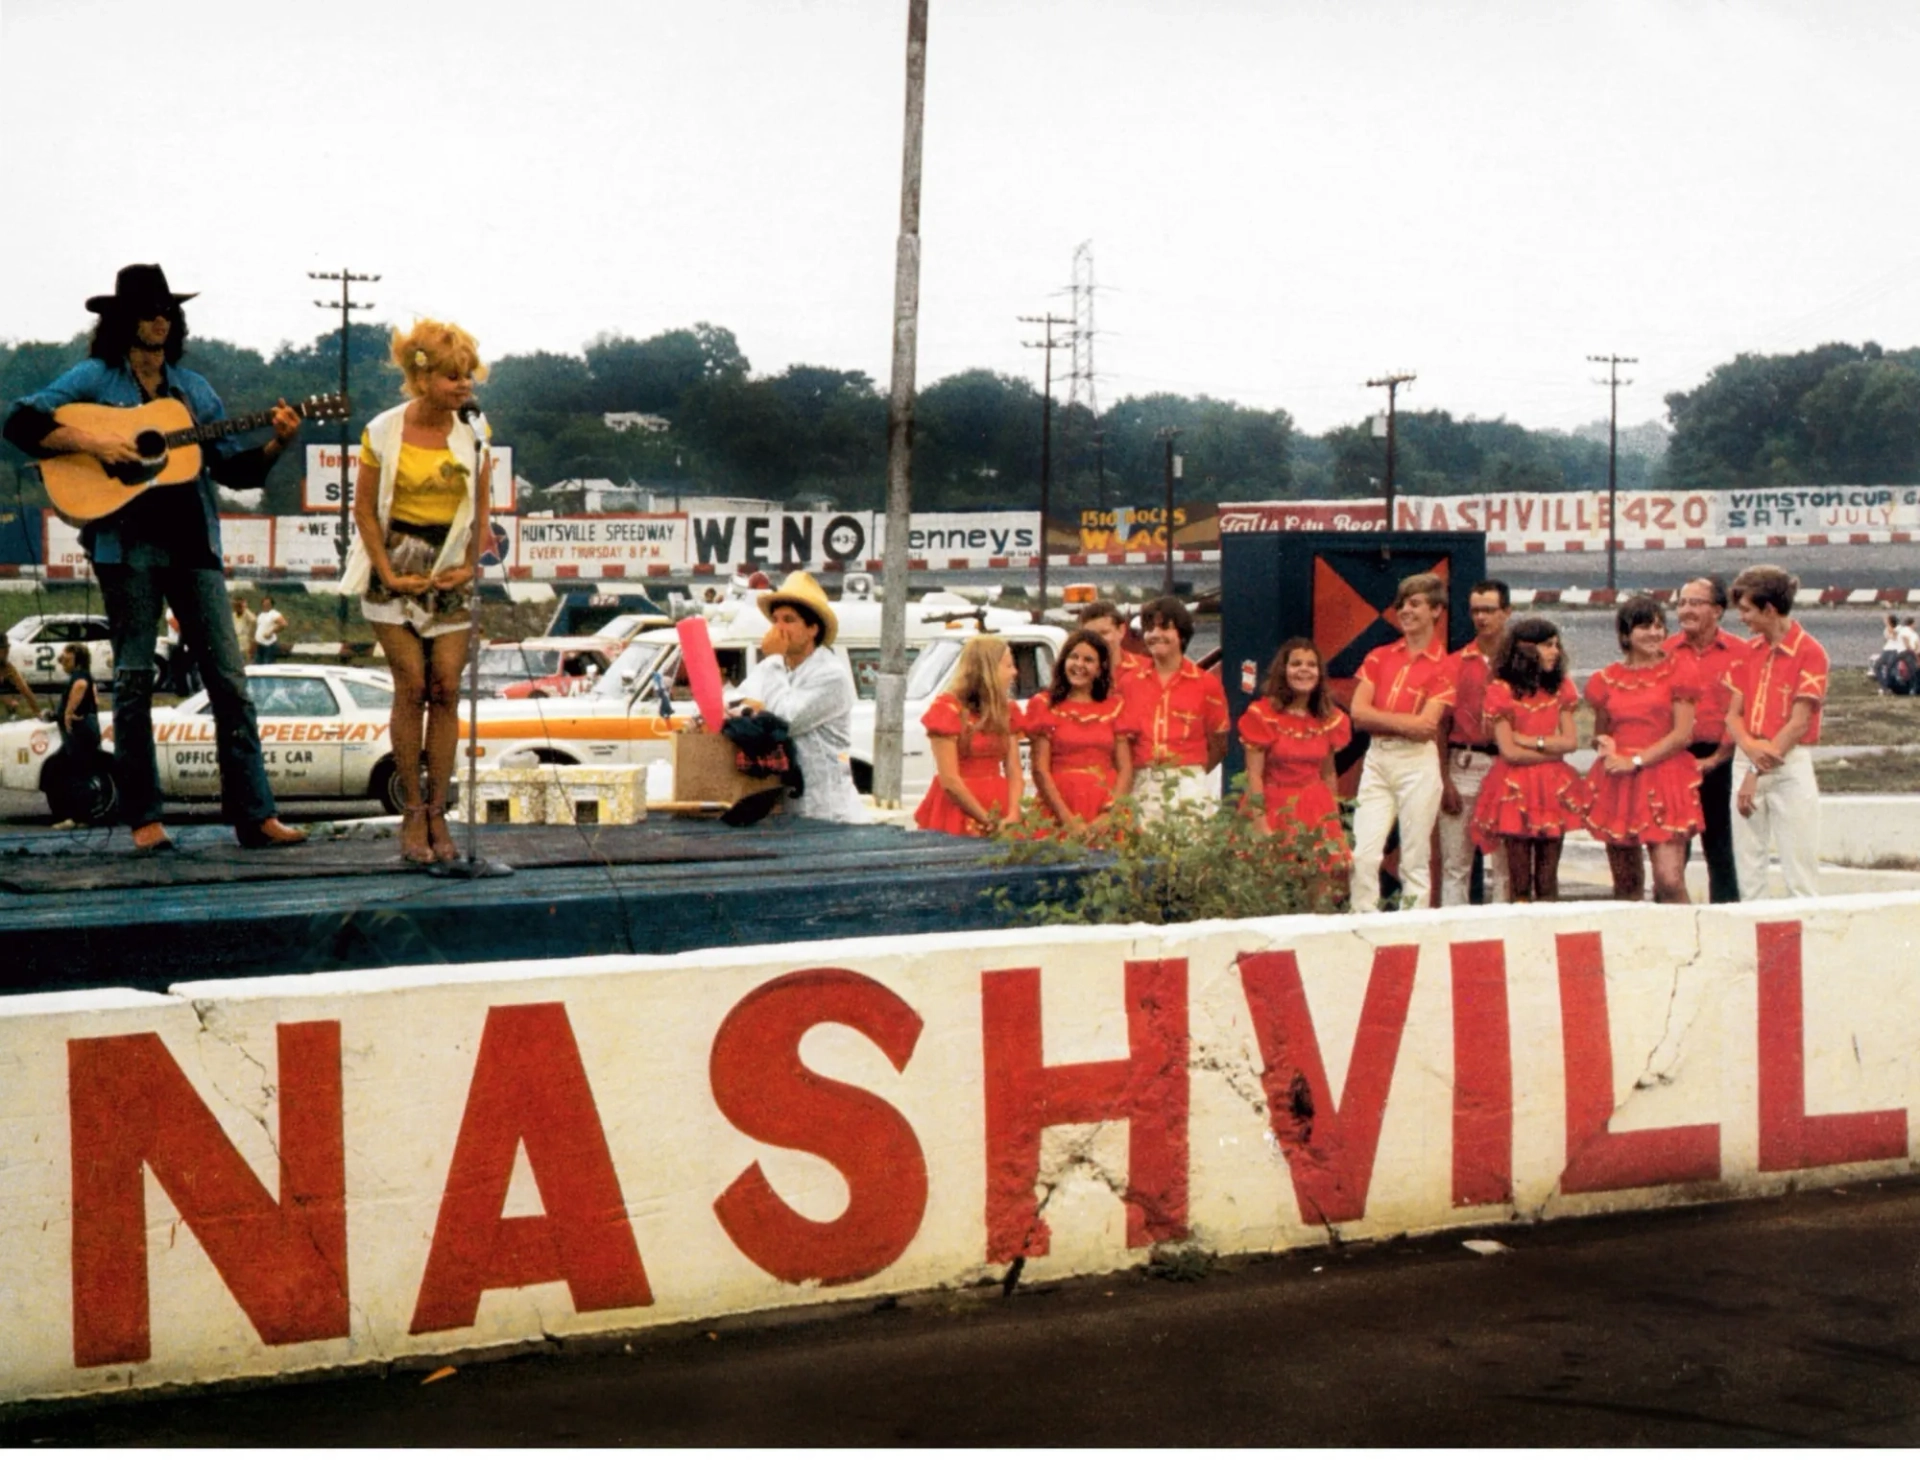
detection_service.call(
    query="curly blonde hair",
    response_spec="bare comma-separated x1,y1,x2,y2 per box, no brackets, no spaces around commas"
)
391,319,486,399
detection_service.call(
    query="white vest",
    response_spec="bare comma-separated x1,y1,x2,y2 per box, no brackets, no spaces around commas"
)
340,403,487,596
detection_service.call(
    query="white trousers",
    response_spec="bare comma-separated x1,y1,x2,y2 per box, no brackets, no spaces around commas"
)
1437,747,1509,907
1351,738,1444,914
1136,762,1222,824
1731,746,1821,899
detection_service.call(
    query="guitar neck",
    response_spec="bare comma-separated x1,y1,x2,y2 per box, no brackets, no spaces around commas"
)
162,399,334,450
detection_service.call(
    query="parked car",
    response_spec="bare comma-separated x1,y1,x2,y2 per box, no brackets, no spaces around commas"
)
485,636,626,699
0,663,409,819
6,614,115,690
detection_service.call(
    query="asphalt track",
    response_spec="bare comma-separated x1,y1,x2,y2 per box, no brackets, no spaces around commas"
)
7,1180,1920,1446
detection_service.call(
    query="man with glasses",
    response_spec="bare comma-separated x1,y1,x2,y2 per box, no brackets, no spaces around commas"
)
1665,575,1742,902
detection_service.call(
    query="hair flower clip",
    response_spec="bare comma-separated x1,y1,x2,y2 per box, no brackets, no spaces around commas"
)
413,349,429,368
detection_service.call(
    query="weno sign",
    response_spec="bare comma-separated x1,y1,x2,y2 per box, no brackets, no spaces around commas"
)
1,899,1915,1401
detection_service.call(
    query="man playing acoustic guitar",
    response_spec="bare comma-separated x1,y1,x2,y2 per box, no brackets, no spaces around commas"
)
2,264,307,851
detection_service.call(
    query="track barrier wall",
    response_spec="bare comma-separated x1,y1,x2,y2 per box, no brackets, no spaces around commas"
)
3,892,1918,1402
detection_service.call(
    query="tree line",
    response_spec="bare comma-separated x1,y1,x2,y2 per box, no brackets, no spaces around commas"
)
4,323,1916,518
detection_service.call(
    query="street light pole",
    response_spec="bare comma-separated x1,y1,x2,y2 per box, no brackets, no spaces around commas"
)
1156,426,1182,596
1588,353,1636,593
1020,312,1070,619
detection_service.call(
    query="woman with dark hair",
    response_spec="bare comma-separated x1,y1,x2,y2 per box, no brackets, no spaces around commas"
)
1562,595,1703,903
57,643,101,764
1237,638,1351,861
1470,617,1579,901
1026,628,1133,831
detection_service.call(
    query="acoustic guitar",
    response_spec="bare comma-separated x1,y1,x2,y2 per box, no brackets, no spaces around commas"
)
38,393,348,526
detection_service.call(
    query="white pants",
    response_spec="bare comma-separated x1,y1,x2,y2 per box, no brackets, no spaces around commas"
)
1136,762,1222,824
1437,747,1509,907
1351,738,1444,913
1731,746,1821,900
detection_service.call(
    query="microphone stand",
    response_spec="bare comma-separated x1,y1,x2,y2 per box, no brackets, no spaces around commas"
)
430,406,512,880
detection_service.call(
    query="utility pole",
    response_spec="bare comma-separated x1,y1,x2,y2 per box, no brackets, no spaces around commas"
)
1588,353,1636,592
1020,311,1070,618
1155,426,1183,595
1093,428,1107,515
311,268,378,638
1365,370,1415,525
874,0,927,809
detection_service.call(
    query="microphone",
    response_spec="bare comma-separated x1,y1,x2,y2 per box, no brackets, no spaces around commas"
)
457,400,483,424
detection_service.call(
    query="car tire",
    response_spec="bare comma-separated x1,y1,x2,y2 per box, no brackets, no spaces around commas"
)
370,756,413,815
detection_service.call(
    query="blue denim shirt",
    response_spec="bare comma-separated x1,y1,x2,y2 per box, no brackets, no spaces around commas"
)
10,358,272,566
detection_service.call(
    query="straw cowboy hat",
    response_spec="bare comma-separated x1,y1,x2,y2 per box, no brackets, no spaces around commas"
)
758,570,838,648
86,263,197,315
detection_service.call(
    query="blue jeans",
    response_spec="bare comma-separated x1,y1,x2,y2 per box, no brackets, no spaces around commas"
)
96,564,278,829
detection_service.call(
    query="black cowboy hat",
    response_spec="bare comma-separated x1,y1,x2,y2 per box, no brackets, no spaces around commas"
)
86,264,197,315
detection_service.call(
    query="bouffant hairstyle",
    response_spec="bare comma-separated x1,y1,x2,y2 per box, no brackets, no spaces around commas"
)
1261,637,1332,719
943,634,1013,752
1047,629,1113,705
392,320,487,400
1731,564,1798,616
1614,594,1666,650
1493,616,1567,697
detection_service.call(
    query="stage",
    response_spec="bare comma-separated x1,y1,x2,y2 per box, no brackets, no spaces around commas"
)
0,817,1098,995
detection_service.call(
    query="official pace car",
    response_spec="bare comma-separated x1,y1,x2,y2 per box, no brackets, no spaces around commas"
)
0,662,409,817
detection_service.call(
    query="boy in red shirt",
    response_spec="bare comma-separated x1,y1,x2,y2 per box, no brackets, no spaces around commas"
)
1350,573,1455,913
1723,564,1827,899
1123,595,1228,818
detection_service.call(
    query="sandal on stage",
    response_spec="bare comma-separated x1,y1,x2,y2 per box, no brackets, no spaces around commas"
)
399,804,434,866
426,799,459,863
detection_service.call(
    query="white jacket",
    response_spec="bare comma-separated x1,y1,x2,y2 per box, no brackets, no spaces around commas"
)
340,403,487,596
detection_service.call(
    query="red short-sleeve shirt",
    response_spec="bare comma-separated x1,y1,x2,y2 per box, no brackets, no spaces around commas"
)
1724,623,1828,745
1357,638,1456,721
1446,642,1494,747
1119,657,1228,768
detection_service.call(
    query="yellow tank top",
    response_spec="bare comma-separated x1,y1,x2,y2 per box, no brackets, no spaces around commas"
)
360,430,471,528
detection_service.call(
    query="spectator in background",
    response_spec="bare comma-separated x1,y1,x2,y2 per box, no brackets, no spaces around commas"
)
1724,564,1828,900
1349,573,1455,913
3,656,41,721
232,595,257,664
1437,579,1511,906
1900,616,1920,657
1666,575,1742,903
252,595,287,666
1078,599,1149,680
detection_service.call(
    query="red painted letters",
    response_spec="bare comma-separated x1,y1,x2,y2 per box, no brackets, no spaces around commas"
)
1756,921,1907,1171
1557,932,1720,1192
1239,945,1418,1226
981,959,1189,1263
1450,940,1514,1207
68,1022,346,1367
410,1003,650,1334
710,968,928,1285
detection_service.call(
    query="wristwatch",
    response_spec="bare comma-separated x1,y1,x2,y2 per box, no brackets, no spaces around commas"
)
1534,735,1545,751
1631,753,1644,769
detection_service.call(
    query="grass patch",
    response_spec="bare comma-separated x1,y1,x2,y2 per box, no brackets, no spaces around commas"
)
1817,671,1920,748
1815,748,1920,794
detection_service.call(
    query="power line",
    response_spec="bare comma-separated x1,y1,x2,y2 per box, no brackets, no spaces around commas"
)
310,269,378,635
1020,312,1071,614
1587,352,1636,592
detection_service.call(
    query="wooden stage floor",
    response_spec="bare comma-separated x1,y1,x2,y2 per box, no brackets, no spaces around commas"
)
0,818,1095,995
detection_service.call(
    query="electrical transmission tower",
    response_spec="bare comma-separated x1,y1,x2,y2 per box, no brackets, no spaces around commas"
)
1065,240,1100,416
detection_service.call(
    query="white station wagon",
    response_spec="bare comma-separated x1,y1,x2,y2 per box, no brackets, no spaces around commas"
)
0,663,408,817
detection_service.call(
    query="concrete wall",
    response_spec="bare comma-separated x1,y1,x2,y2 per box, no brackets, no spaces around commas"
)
4,893,1918,1402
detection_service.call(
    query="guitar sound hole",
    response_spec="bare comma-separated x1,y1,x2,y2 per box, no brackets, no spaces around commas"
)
133,430,167,465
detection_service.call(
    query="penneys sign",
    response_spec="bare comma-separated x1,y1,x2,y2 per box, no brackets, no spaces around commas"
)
1,898,1915,1400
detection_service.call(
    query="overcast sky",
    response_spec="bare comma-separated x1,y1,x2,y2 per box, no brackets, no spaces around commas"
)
6,0,1919,437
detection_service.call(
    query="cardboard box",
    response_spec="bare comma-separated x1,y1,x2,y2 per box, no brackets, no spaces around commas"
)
671,731,782,805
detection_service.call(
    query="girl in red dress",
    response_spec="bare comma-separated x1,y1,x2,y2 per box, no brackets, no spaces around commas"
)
1561,595,1703,904
1026,629,1134,833
1237,638,1352,866
913,634,1024,836
1470,617,1580,902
